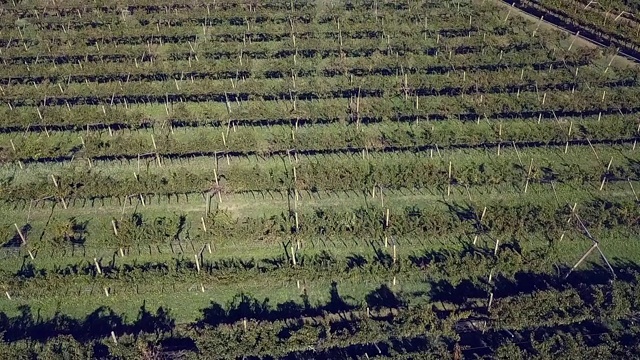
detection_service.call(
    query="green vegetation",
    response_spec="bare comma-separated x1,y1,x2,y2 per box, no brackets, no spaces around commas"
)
0,0,639,358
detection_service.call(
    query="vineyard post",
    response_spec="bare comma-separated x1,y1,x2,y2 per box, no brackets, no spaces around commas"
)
13,223,26,245
564,121,573,154
603,52,616,74
201,217,207,232
567,203,578,223
586,138,600,162
214,167,221,202
473,206,487,245
564,243,598,279
393,243,397,264
385,208,390,229
205,193,211,216
512,141,523,166
5,292,10,300
628,179,638,201
111,331,117,345
151,135,162,167
447,161,452,197
532,16,543,37
551,181,560,204
567,31,580,51
291,245,297,265
524,158,533,194
600,157,613,191
497,123,502,156
94,258,102,274
194,254,200,273
494,238,500,256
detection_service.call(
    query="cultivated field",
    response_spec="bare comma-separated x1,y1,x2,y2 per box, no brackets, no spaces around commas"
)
0,0,640,358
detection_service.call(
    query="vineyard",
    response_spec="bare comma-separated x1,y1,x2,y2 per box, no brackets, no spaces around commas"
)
1,0,640,358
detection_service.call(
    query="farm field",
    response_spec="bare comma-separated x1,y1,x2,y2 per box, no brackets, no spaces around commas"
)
1,0,640,358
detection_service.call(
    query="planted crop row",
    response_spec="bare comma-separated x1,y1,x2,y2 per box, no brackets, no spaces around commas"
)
2,52,619,99
0,22,527,66
1,78,625,132
2,143,635,200
2,64,629,108
0,35,550,83
2,223,635,316
2,114,637,163
1,265,638,359
0,8,490,47
5,193,636,256
3,42,582,93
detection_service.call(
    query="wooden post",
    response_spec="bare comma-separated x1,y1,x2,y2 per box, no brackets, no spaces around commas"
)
392,244,397,264
94,258,102,274
104,287,110,297
111,220,118,236
567,31,579,50
111,331,117,344
385,208,390,228
567,203,578,223
629,179,638,201
5,292,10,300
201,217,207,232
207,243,212,254
205,193,211,216
524,158,533,194
291,245,296,265
586,138,600,162
487,292,494,311
194,254,201,273
14,223,26,245
447,161,452,196
564,243,598,279
494,238,500,256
